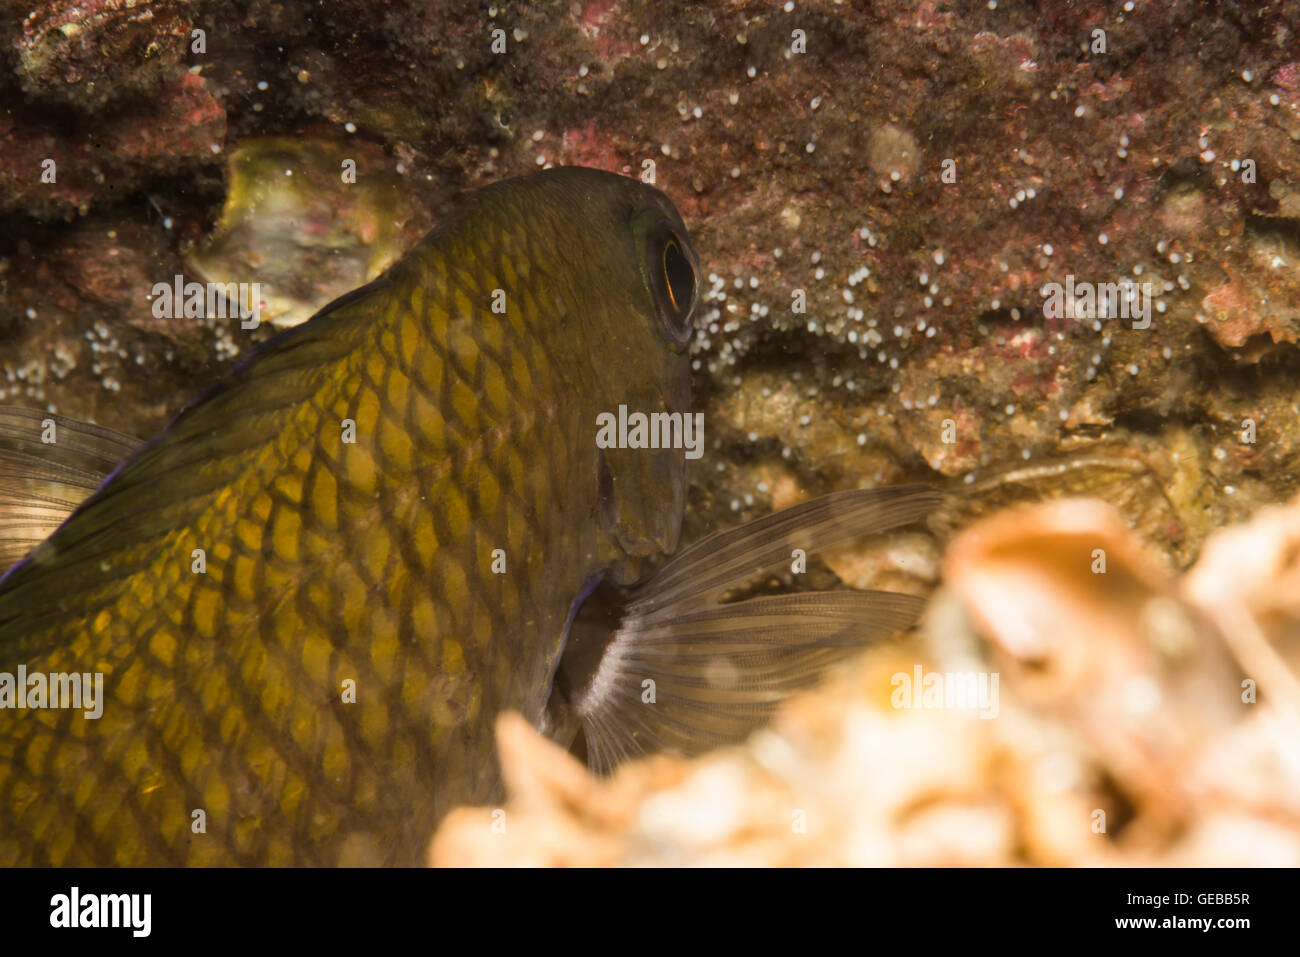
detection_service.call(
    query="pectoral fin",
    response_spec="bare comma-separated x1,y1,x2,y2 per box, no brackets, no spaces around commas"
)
556,484,942,773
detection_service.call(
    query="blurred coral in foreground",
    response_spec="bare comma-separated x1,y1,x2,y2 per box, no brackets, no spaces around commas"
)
430,495,1300,866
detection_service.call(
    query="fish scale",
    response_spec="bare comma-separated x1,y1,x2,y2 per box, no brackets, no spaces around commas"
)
0,169,687,865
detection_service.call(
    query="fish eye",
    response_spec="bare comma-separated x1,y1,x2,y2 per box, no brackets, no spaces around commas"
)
634,211,697,346
662,237,697,316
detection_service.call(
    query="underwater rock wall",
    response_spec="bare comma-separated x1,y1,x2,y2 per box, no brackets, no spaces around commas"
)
3,2,1300,570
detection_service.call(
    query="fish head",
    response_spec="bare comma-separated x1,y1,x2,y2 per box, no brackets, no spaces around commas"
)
510,167,700,572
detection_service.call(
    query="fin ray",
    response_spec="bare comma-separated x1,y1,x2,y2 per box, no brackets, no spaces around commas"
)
0,280,384,642
0,408,141,575
629,484,941,616
567,485,936,775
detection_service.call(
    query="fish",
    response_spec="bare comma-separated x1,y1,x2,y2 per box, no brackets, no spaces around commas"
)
0,167,938,865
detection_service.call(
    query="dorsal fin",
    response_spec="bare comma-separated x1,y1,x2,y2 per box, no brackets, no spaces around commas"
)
0,408,141,576
0,275,388,642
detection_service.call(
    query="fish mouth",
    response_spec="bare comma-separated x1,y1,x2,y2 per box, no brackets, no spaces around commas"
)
595,447,683,560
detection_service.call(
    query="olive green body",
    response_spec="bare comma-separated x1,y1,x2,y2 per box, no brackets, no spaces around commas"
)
0,169,694,865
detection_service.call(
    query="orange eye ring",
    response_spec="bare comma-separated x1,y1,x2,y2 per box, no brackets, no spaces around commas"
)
663,240,682,311
633,207,696,346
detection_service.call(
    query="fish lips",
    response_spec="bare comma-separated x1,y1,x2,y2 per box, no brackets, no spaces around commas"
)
596,444,685,563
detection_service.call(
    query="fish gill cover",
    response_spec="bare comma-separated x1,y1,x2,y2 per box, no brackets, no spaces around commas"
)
0,0,1294,882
